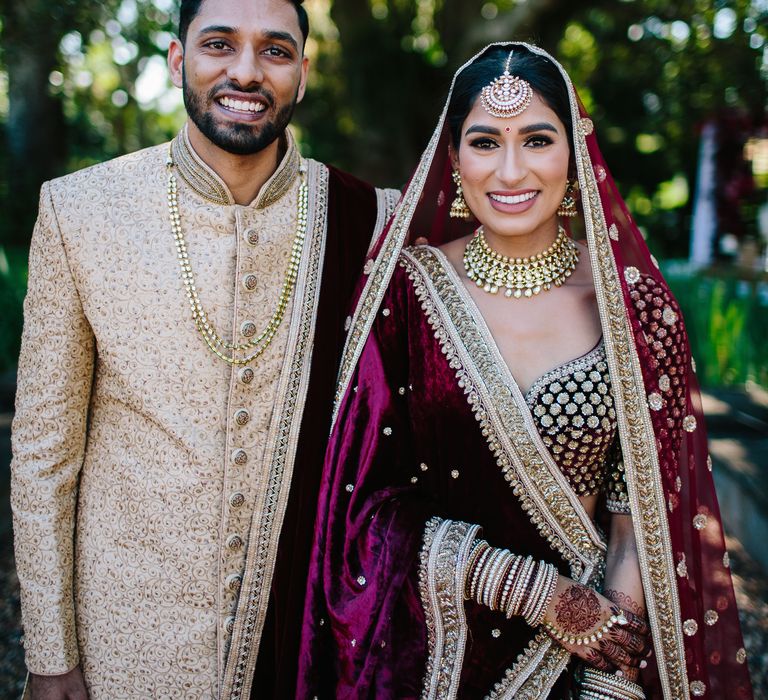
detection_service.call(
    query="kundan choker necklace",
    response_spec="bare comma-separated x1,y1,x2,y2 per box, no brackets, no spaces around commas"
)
463,226,579,298
166,147,309,365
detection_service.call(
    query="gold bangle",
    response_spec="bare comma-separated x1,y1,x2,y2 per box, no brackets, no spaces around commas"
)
581,667,645,700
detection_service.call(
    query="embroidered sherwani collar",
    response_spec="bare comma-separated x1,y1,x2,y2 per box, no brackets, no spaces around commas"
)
171,124,301,208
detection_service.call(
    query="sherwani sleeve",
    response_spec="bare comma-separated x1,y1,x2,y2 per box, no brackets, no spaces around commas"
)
11,181,95,674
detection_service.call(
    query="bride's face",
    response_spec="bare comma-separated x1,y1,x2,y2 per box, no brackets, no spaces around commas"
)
452,91,571,245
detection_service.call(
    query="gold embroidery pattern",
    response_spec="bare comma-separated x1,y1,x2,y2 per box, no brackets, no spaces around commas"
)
487,633,570,700
418,517,480,700
173,126,300,209
401,247,603,579
570,76,688,699
220,162,330,700
173,127,232,205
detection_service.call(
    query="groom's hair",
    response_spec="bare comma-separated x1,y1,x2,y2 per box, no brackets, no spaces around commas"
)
179,0,309,48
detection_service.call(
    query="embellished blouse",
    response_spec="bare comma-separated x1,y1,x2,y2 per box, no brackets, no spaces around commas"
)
525,341,629,513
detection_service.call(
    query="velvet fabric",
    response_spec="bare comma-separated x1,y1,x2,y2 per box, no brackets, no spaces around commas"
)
298,43,753,700
250,167,386,699
299,260,580,698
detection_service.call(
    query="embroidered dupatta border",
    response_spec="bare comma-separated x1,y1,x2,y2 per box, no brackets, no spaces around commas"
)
401,247,603,698
562,73,689,700
220,160,330,700
418,518,480,699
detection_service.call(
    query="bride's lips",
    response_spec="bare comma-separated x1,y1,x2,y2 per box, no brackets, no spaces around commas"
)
487,189,539,213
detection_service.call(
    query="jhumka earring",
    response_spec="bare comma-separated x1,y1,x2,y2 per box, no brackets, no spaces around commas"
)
450,169,471,220
557,179,579,217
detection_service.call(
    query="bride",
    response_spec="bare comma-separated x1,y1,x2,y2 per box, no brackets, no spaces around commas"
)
297,43,753,700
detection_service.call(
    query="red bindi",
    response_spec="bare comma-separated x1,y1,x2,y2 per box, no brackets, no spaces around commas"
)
505,127,511,132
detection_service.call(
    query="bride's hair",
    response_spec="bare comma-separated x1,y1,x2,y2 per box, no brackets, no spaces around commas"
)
447,45,573,153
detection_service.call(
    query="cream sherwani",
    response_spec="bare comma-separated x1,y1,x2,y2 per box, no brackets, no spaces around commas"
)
11,128,398,698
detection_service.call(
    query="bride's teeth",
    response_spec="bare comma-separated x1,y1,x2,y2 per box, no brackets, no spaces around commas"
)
491,192,537,204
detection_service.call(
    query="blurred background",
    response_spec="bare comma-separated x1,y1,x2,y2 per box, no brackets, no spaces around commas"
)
0,0,766,695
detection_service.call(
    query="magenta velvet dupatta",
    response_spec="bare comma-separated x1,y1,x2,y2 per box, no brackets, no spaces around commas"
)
297,44,753,700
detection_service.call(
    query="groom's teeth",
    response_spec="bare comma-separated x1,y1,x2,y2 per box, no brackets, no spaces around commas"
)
219,97,265,113
490,192,537,204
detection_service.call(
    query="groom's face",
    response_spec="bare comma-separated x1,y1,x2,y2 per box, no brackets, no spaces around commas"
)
169,0,309,155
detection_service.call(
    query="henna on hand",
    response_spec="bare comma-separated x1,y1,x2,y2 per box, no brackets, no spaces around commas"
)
599,639,635,667
609,626,647,655
584,648,612,672
553,584,602,634
603,588,646,618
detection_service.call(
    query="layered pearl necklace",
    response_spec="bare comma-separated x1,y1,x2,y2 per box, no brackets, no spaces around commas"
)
463,226,579,298
167,149,309,365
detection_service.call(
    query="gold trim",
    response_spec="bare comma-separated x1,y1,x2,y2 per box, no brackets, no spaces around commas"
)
219,160,330,700
418,518,480,700
556,52,689,699
486,633,569,700
173,125,300,209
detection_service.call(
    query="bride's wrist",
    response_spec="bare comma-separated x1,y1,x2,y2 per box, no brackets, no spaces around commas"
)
580,667,645,700
464,541,558,626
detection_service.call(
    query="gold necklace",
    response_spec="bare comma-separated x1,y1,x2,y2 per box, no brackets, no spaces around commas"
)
463,226,579,298
166,150,309,365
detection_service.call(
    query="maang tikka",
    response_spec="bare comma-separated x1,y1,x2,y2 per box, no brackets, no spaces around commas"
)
481,50,533,118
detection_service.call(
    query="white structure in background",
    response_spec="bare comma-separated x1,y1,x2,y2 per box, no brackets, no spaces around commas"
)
690,121,718,267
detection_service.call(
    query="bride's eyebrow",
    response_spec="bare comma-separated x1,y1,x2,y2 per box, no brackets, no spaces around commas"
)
465,122,559,137
465,125,501,136
519,122,558,134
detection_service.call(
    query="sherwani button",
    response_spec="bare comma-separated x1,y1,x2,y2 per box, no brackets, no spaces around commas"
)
243,274,258,291
226,574,242,592
225,616,235,634
244,228,259,245
234,410,250,426
241,321,257,338
239,367,254,384
226,534,243,550
232,449,248,466
230,492,245,508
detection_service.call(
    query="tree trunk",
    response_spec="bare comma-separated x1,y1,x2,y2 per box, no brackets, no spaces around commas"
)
1,0,69,245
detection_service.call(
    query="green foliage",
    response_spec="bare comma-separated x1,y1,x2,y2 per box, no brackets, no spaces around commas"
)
0,246,26,372
664,264,768,388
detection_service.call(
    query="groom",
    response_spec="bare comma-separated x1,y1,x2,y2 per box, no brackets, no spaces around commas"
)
11,0,398,697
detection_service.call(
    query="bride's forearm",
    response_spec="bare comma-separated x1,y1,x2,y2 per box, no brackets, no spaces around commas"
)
601,513,647,682
603,514,645,617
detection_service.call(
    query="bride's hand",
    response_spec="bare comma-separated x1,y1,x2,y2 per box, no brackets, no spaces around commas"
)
542,576,649,672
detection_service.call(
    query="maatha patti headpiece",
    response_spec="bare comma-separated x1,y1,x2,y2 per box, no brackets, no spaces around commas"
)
480,50,533,118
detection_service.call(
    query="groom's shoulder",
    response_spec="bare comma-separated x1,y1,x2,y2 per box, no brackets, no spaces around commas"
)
48,143,168,198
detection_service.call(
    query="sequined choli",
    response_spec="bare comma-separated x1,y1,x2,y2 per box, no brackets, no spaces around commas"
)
448,246,630,513
524,339,629,512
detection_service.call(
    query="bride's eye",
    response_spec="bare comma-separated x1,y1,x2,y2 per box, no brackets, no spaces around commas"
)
525,135,554,148
468,137,499,150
